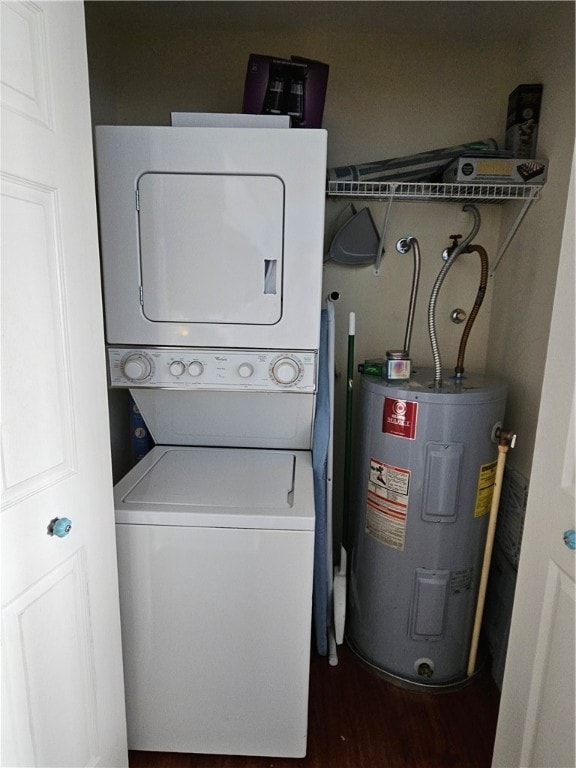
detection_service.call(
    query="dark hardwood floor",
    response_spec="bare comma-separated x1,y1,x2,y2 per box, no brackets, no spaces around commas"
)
129,643,500,768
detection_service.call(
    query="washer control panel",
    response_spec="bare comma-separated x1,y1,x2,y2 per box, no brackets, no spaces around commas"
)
108,347,317,392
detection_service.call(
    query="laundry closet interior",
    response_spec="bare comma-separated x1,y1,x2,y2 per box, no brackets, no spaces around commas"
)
84,1,574,765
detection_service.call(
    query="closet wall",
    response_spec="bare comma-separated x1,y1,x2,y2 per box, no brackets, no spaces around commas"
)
85,2,575,504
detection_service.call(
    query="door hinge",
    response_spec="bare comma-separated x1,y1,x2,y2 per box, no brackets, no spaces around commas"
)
139,286,144,305
135,189,140,211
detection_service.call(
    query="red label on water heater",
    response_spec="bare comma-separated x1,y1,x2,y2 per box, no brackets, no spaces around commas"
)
383,398,418,439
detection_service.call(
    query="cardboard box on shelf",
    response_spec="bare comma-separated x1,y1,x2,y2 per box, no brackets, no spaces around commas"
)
442,156,548,184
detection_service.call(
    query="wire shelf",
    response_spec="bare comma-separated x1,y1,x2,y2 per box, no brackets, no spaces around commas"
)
326,180,543,203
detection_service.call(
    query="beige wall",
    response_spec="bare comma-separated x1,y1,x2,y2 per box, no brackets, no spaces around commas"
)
85,2,575,507
485,4,575,474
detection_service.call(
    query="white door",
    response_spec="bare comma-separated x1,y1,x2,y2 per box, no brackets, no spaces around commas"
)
0,2,128,766
492,155,575,767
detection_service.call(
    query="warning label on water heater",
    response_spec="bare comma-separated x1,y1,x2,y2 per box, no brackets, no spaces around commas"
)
365,458,410,550
474,460,498,517
382,397,418,439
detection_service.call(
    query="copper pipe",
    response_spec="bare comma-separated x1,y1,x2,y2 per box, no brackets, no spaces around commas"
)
468,428,516,676
455,243,489,378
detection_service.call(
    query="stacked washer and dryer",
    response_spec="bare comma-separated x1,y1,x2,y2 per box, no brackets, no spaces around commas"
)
95,125,327,758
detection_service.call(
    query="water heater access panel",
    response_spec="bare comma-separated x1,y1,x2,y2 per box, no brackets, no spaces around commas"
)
95,126,327,351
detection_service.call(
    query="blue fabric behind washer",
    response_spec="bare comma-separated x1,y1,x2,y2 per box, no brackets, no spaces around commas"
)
312,309,330,656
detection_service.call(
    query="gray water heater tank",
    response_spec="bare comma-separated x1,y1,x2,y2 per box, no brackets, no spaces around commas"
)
347,369,507,687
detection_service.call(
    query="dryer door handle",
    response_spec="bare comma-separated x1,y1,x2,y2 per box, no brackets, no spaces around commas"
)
264,260,277,294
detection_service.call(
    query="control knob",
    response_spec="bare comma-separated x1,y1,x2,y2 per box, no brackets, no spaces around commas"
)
123,353,152,382
169,360,186,377
272,356,301,385
188,361,204,377
238,363,254,379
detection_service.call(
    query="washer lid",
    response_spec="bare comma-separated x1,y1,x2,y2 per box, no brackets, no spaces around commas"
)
114,446,315,530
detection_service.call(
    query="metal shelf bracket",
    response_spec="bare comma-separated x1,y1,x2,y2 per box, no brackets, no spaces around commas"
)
374,184,397,275
489,187,539,276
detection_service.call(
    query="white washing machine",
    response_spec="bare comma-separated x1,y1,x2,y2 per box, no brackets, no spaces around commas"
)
114,445,314,757
95,125,327,757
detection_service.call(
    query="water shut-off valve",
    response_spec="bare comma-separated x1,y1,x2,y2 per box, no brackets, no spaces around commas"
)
442,234,462,261
494,427,517,450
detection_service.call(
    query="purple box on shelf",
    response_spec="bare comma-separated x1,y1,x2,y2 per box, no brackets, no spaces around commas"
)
242,53,329,128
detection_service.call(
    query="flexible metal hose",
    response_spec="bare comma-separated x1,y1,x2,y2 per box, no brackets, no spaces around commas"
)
428,205,481,386
398,236,421,356
455,243,489,377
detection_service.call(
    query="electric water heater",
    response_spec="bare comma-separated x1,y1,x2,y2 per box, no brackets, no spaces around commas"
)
347,369,507,687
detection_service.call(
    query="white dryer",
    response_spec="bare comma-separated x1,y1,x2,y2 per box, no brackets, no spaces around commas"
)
95,126,327,351
95,125,327,758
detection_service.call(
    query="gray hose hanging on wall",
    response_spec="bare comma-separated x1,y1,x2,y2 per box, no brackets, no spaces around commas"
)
396,235,422,357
